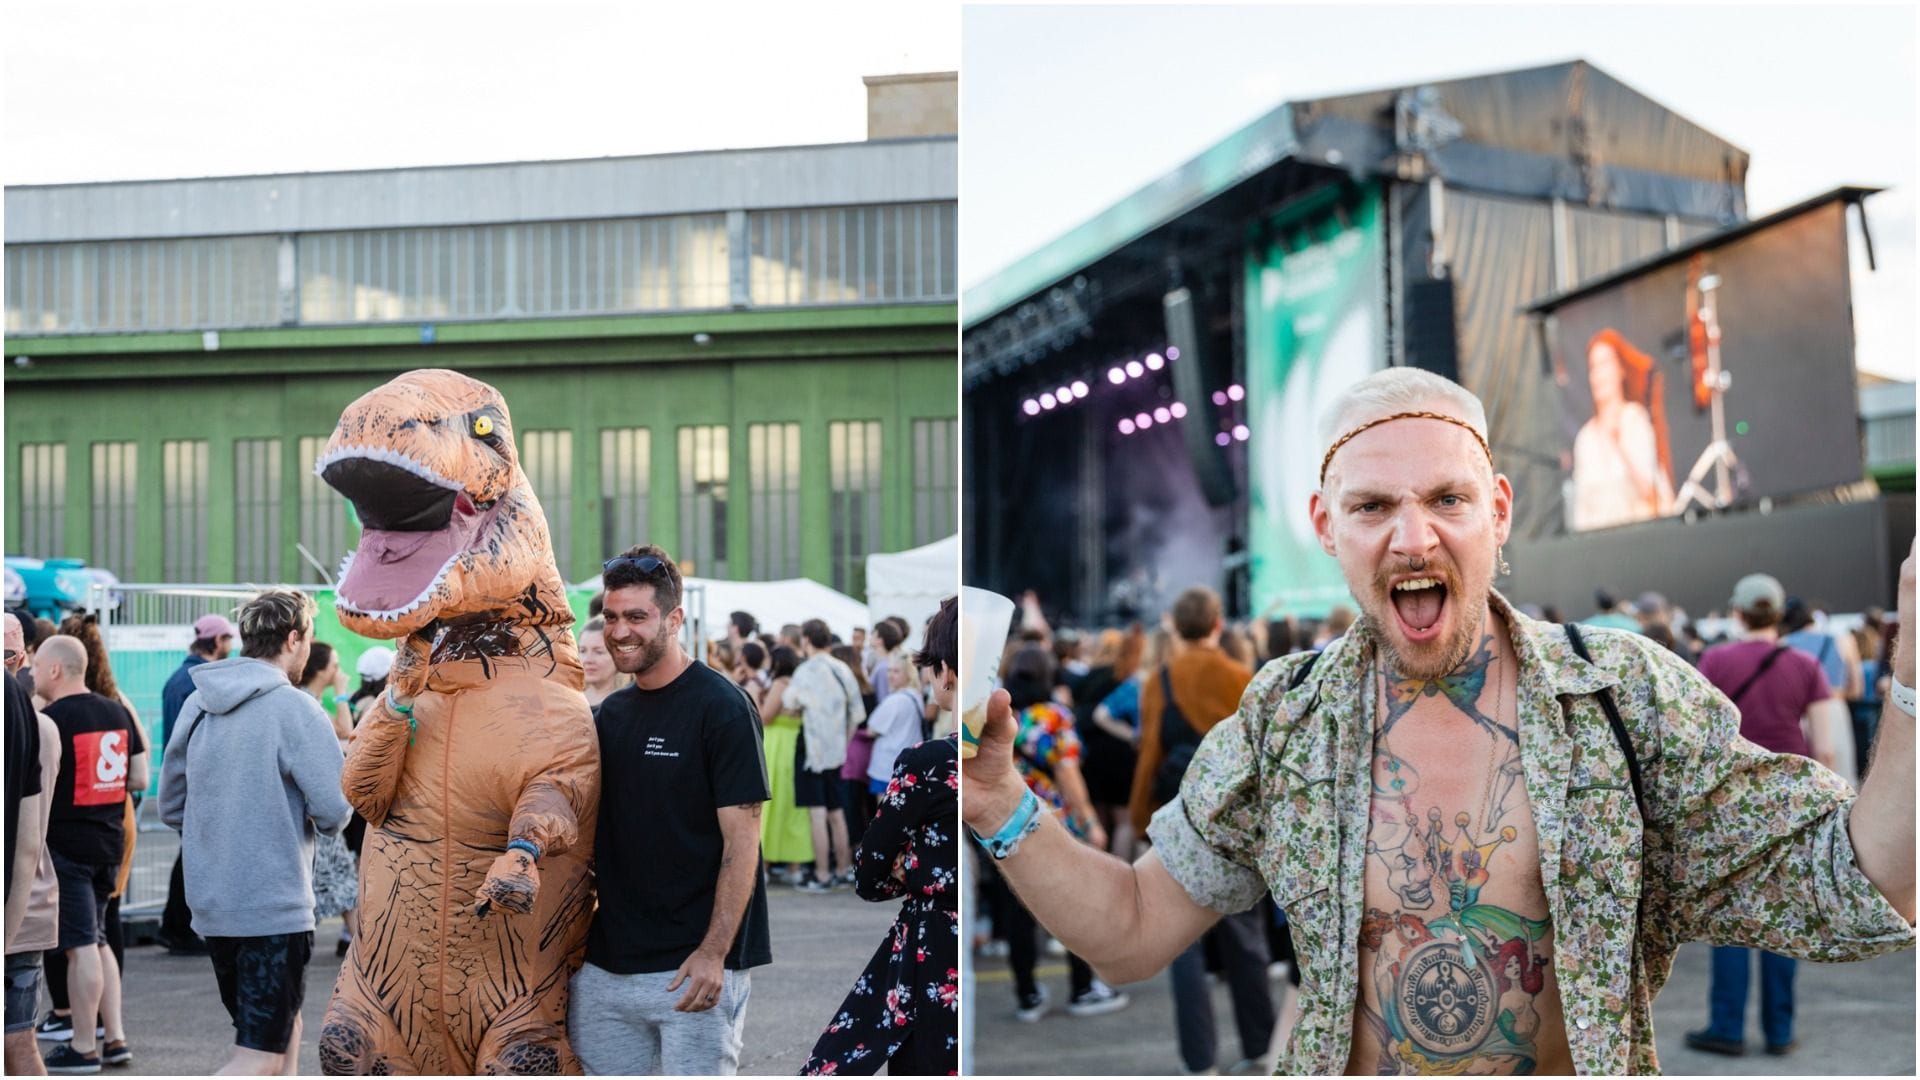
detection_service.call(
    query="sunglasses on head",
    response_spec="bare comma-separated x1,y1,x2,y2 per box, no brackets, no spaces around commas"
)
603,555,668,577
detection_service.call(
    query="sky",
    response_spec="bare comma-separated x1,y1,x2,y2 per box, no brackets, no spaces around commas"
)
3,0,958,182
963,4,1918,381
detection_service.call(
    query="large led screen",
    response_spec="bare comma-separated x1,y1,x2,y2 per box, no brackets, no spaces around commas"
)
1548,200,1861,532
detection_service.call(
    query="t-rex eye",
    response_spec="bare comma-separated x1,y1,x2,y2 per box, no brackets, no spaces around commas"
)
472,415,494,438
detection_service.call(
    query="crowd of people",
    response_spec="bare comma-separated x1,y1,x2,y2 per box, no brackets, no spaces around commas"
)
2,549,962,1077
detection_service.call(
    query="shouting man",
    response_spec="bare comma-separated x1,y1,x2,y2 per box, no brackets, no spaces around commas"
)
962,367,1914,1075
571,546,771,1076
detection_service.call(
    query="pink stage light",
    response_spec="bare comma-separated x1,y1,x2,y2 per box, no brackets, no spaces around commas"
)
1108,367,1126,385
1211,390,1228,406
1040,392,1057,409
1118,418,1136,435
1153,407,1172,423
1145,353,1165,371
1232,424,1250,441
1126,360,1145,378
1057,386,1073,403
1215,432,1231,447
1071,380,1089,398
1227,384,1245,401
1169,402,1188,419
1135,412,1153,429
1022,399,1040,416
1166,346,1181,361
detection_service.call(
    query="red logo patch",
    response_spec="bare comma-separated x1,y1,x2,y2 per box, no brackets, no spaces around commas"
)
70,730,129,807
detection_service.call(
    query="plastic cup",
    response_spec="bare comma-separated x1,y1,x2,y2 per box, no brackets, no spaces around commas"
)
958,587,1016,759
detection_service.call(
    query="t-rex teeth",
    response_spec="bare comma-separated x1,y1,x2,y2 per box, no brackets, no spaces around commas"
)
314,444,463,492
334,552,461,620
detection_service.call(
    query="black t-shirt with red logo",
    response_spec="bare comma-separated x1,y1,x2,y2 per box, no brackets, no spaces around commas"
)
43,692,145,865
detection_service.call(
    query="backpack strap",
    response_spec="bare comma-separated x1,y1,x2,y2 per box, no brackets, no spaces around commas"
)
1288,650,1320,690
1564,622,1648,823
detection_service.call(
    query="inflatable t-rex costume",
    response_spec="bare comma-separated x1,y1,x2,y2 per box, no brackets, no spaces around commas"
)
315,369,600,1075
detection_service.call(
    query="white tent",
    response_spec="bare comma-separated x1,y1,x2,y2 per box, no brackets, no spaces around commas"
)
575,574,870,644
865,534,958,649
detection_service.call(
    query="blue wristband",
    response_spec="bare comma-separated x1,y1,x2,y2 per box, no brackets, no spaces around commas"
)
507,838,541,862
969,787,1043,860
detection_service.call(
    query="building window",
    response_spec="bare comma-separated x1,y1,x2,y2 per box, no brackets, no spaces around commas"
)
297,436,353,586
600,428,652,563
521,430,574,579
5,236,279,336
746,423,802,580
234,439,282,584
911,417,958,545
747,202,958,306
161,440,209,582
677,426,729,579
17,443,66,560
297,214,729,325
829,421,884,598
90,442,138,579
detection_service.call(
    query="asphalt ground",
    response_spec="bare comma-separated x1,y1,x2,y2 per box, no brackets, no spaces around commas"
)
33,845,901,1076
967,936,1915,1075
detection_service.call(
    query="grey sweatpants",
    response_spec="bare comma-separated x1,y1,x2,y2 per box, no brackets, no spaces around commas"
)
569,961,751,1076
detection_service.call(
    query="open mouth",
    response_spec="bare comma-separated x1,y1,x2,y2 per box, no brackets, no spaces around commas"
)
1388,576,1449,643
317,450,490,620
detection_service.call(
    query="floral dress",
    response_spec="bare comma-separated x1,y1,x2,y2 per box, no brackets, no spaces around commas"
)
801,734,959,1076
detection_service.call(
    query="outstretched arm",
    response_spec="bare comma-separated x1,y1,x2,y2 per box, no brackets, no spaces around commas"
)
963,689,1220,985
1849,540,1915,921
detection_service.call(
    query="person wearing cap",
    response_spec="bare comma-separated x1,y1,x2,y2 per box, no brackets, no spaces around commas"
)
1681,573,1845,1057
963,366,1917,1075
153,615,234,956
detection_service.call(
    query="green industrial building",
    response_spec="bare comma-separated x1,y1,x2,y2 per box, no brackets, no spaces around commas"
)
5,90,957,601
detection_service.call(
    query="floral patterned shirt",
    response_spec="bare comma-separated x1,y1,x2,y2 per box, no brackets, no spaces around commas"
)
1149,590,1914,1075
1014,701,1084,836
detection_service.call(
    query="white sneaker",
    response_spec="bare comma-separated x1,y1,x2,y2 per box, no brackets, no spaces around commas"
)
1014,986,1050,1023
1066,979,1130,1017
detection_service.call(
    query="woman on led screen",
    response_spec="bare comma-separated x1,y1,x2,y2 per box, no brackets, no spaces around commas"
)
1570,327,1676,530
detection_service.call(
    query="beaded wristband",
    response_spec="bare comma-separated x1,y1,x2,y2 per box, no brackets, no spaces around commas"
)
969,787,1043,861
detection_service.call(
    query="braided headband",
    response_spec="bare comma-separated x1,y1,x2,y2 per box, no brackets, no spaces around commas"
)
1319,410,1492,486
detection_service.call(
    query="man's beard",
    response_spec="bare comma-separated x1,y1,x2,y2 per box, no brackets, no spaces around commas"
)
1364,558,1488,681
612,631,671,676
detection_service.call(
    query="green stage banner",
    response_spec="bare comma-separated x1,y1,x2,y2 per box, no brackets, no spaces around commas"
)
1245,183,1385,618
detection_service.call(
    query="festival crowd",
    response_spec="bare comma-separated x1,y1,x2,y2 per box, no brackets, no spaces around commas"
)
3,552,960,1077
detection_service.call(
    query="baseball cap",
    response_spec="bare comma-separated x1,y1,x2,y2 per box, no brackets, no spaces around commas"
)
1729,573,1785,614
356,646,396,681
194,613,238,640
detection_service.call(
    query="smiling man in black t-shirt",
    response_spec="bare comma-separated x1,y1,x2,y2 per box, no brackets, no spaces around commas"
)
569,545,770,1076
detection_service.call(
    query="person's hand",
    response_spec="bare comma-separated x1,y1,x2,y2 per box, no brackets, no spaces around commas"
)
387,633,434,709
473,848,540,917
1894,538,1916,687
1083,820,1109,852
668,949,726,1013
890,852,908,884
332,664,351,696
961,688,1026,833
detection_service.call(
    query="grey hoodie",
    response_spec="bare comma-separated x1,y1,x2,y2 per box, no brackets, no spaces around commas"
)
158,656,351,937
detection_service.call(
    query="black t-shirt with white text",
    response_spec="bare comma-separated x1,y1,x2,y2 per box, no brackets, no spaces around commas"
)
43,692,144,866
587,660,772,974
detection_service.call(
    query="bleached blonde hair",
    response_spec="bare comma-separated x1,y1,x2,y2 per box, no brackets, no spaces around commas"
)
1317,368,1488,450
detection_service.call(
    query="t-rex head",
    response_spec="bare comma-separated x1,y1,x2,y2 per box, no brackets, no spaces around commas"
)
318,369,571,640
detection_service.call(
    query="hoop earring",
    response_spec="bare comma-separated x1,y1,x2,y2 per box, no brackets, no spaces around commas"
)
1498,546,1512,577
